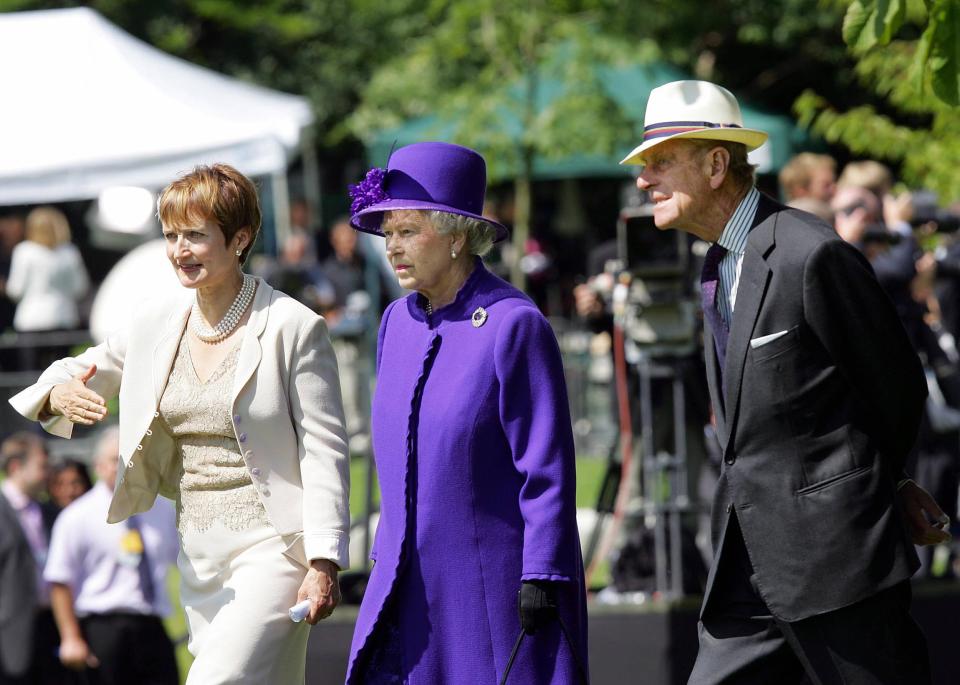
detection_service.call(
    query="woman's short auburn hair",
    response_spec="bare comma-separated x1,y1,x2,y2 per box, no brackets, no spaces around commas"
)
157,164,262,264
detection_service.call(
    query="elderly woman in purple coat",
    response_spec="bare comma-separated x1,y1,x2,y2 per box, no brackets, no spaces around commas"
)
344,141,589,684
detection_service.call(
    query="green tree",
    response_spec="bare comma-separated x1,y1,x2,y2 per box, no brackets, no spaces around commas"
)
794,0,960,200
349,0,637,287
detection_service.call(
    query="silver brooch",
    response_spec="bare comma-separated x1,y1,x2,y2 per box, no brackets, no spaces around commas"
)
471,306,488,328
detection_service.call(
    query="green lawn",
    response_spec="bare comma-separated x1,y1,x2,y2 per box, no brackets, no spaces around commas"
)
163,571,193,682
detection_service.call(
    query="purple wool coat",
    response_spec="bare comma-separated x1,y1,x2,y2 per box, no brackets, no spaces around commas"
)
346,261,588,684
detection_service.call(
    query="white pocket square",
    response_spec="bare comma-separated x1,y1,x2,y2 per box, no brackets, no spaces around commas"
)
750,330,790,349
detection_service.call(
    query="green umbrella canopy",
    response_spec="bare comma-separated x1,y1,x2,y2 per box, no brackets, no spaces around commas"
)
366,60,808,181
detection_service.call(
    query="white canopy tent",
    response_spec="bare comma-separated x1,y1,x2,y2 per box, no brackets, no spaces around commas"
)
0,7,317,240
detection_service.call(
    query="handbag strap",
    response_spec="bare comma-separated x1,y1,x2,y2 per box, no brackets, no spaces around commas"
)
498,631,526,685
499,616,589,685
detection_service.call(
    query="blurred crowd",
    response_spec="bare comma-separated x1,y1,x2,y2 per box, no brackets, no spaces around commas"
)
1,428,179,684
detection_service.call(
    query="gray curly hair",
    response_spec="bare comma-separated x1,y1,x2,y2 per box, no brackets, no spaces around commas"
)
427,211,497,257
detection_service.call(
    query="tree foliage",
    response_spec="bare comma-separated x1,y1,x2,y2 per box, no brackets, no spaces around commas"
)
349,0,639,286
795,0,960,200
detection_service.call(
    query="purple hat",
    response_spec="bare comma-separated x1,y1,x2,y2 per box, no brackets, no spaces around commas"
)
349,142,508,243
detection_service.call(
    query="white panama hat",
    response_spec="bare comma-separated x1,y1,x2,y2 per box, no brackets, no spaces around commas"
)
621,80,769,166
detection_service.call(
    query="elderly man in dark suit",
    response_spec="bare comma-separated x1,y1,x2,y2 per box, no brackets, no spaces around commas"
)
621,80,949,684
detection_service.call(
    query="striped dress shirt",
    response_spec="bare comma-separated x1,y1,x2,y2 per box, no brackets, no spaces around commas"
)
715,187,760,325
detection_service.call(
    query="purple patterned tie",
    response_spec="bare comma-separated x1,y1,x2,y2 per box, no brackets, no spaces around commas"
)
701,243,729,368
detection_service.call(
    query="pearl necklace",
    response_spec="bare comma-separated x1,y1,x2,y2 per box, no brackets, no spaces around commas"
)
191,274,255,344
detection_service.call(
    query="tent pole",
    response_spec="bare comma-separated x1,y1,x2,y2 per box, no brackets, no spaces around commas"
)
272,170,292,254
301,129,323,230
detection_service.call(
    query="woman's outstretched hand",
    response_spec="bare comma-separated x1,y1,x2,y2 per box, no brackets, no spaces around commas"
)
47,365,107,425
298,558,341,625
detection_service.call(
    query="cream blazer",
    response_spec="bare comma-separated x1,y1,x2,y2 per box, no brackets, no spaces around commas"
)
9,279,350,569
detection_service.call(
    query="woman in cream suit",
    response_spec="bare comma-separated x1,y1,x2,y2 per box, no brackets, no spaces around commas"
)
9,164,350,684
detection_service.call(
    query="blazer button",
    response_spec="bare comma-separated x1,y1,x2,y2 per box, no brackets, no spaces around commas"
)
234,414,242,424
238,432,247,443
251,467,261,477
724,455,735,465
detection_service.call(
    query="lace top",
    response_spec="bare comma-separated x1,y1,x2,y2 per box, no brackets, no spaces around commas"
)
159,334,269,535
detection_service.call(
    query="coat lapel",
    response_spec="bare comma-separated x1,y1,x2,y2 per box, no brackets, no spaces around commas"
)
152,301,191,403
232,279,272,403
718,196,779,455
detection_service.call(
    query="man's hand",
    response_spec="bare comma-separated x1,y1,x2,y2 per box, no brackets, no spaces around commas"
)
883,192,914,228
47,365,107,425
898,480,951,546
296,559,341,625
573,283,604,319
58,635,99,671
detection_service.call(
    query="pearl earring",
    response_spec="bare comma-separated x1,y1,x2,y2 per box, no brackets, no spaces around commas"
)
235,249,242,257
451,249,457,259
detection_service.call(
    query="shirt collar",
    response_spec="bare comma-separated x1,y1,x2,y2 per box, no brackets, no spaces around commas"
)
716,186,760,255
1,479,31,511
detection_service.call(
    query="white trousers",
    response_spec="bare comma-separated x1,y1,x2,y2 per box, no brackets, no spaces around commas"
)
179,522,310,684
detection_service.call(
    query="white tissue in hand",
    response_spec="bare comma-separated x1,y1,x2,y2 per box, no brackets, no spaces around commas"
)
289,599,312,623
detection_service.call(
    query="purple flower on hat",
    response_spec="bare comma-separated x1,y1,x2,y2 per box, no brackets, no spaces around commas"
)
349,167,389,215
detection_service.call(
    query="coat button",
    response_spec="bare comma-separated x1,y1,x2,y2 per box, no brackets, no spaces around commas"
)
136,444,143,451
724,455,735,465
154,411,160,418
251,467,261,477
261,488,270,497
234,415,242,424
238,432,247,443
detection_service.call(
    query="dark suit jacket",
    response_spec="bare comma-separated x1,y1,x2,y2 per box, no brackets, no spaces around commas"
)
703,194,926,623
0,491,39,677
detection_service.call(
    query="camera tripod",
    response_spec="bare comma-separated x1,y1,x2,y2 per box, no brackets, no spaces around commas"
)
584,349,699,599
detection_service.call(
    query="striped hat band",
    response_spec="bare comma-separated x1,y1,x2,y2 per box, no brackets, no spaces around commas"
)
642,120,743,142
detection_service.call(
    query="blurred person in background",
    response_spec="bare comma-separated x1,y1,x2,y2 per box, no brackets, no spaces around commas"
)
9,163,350,685
0,432,65,685
778,152,837,203
47,458,92,510
321,217,393,324
831,183,926,344
45,427,179,685
0,211,25,336
6,206,89,333
779,152,837,223
6,207,90,371
256,228,337,316
344,142,588,684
